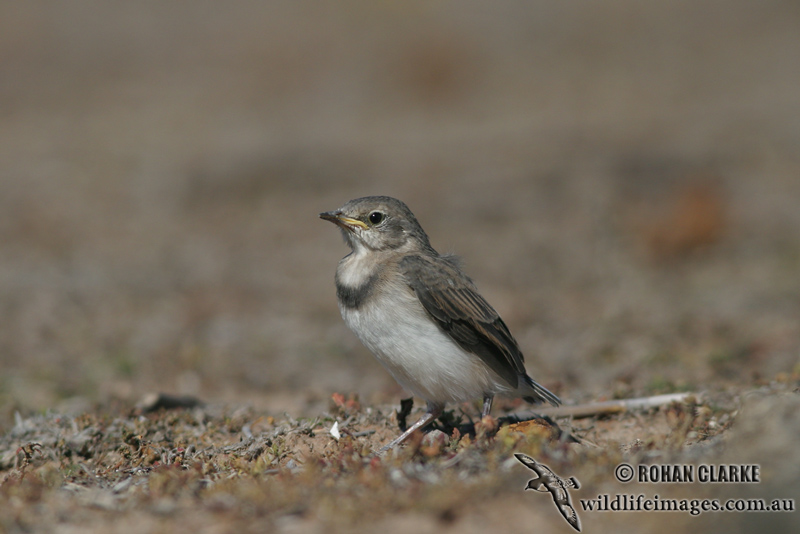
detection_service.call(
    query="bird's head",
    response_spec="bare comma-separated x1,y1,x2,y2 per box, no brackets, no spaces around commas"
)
320,196,432,254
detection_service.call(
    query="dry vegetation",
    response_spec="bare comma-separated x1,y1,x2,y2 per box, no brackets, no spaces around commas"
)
1,386,798,533
1,1,799,532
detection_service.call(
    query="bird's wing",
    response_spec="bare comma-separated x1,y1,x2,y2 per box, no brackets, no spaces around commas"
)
550,483,580,530
558,502,581,532
532,462,559,479
515,453,539,471
552,485,568,503
400,254,525,388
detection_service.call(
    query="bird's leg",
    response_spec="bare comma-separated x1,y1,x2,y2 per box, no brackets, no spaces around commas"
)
377,402,443,453
396,397,414,431
481,395,494,418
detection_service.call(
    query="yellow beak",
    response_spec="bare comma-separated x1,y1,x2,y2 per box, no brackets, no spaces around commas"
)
319,211,368,230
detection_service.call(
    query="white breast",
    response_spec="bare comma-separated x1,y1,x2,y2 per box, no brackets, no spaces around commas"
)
339,277,507,405
336,248,374,287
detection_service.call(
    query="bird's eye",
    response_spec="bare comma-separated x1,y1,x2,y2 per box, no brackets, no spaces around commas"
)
368,211,385,225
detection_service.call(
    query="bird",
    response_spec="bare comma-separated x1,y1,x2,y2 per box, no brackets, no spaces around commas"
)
515,453,581,531
320,196,561,452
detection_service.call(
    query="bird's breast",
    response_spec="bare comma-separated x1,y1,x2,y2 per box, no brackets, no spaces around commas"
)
338,279,505,404
335,250,385,309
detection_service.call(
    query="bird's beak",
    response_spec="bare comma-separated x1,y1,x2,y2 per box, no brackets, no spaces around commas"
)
319,210,368,230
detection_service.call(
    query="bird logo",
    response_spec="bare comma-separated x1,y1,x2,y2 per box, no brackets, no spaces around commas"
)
515,453,582,531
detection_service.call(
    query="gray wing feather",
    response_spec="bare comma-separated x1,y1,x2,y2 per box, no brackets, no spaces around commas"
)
400,254,525,388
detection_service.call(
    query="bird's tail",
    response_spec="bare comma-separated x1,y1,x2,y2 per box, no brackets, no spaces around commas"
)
520,374,561,407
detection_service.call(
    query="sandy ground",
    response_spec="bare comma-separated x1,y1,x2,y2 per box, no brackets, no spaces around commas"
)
1,1,799,532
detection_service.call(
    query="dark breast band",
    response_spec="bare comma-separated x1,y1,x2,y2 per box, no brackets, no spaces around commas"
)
336,271,381,309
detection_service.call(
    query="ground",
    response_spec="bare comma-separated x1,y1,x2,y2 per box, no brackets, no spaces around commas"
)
2,386,798,532
1,1,799,532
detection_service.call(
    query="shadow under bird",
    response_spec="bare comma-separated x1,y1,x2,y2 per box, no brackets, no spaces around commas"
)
320,196,560,452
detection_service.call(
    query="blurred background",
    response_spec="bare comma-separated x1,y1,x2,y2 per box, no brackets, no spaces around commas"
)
1,0,799,423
